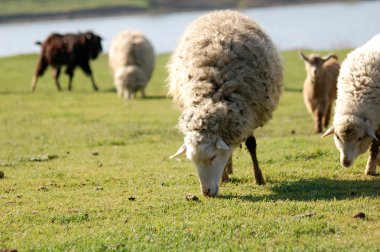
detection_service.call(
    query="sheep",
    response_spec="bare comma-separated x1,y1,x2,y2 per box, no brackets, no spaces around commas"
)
108,31,155,99
300,52,340,133
322,34,380,176
168,10,283,197
31,31,102,92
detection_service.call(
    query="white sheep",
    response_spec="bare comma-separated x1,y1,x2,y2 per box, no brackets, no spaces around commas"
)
300,52,340,133
109,31,155,99
322,34,380,175
168,10,283,197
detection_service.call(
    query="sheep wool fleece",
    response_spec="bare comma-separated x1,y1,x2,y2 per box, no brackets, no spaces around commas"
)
334,34,380,130
168,10,283,147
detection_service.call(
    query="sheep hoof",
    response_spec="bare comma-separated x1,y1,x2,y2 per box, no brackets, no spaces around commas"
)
365,170,378,176
255,177,266,185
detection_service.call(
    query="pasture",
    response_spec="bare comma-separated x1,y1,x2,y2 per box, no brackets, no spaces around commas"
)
0,50,379,251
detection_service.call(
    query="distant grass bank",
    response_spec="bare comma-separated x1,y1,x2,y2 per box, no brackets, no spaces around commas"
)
0,50,379,251
0,0,362,23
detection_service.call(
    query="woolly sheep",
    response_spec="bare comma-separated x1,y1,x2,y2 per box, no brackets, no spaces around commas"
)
300,52,340,133
109,31,155,99
168,10,283,197
322,34,380,175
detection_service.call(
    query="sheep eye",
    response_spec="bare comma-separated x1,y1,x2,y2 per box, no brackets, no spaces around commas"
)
210,155,216,162
358,137,363,141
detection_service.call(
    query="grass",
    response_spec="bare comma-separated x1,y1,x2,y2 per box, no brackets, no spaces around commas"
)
0,0,149,15
0,49,379,251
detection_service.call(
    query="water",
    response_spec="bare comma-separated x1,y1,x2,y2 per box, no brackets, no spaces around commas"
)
1,1,379,57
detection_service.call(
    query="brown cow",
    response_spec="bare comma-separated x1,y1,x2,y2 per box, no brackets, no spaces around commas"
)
31,31,102,92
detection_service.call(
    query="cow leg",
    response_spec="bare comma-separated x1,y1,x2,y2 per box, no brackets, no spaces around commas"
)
31,76,39,92
245,135,265,185
80,63,98,91
31,54,48,92
52,67,62,91
66,67,74,91
365,137,380,175
221,155,233,182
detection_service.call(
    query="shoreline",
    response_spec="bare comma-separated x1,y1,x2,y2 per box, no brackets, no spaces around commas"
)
0,0,358,24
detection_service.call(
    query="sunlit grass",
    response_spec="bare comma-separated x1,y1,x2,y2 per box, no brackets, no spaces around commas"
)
0,50,379,251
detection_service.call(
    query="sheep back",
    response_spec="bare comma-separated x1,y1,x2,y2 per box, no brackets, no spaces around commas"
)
109,30,155,81
168,10,283,147
334,34,380,129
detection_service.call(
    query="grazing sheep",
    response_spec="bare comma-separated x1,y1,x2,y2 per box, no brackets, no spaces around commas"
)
322,34,380,175
168,10,283,197
109,31,155,99
31,31,102,92
300,52,340,133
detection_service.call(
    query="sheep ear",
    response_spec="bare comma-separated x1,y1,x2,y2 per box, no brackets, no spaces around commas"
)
169,144,186,158
322,126,335,138
366,127,379,142
299,51,309,62
216,137,230,150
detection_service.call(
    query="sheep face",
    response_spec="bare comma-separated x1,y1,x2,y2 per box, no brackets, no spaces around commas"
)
171,134,232,197
300,52,337,82
323,119,378,167
114,66,147,99
333,125,372,167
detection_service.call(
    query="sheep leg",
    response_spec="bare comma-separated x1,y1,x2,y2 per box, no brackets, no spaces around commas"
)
221,156,233,182
116,86,123,97
245,136,265,185
314,112,323,133
324,104,332,128
141,88,146,98
123,89,131,100
365,137,380,176
52,67,62,91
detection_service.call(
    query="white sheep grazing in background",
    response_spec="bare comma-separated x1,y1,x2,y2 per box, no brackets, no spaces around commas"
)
300,52,340,133
322,34,380,175
168,10,283,197
109,30,155,99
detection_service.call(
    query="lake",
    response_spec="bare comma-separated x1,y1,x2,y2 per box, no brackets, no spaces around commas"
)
1,1,379,57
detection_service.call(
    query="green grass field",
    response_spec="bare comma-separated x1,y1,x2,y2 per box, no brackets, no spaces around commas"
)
0,50,379,251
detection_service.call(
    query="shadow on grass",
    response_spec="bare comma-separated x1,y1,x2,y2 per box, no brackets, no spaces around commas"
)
101,88,168,99
219,178,380,202
284,86,303,93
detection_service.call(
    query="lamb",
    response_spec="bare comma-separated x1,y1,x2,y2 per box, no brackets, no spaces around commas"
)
300,52,340,133
108,31,155,99
168,10,283,197
322,34,380,175
31,31,102,92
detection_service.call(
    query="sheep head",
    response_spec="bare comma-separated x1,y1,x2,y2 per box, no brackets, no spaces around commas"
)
300,51,337,82
170,132,232,197
322,116,378,167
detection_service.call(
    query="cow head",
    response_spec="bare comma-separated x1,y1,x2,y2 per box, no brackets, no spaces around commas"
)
83,31,103,60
